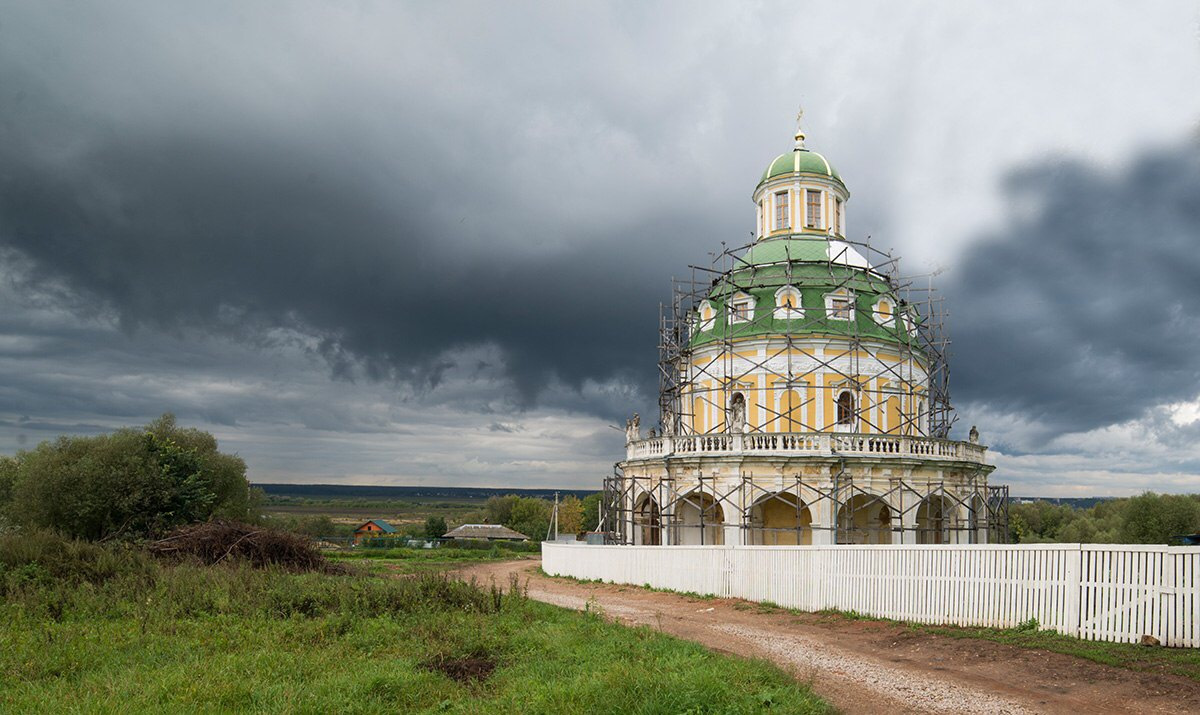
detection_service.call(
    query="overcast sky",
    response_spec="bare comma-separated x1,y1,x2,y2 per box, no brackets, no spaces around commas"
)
2,1,1200,496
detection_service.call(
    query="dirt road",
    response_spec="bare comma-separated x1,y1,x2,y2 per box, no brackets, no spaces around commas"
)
459,559,1200,715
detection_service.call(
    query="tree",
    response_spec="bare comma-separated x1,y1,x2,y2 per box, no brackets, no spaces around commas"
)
425,516,448,540
5,414,256,541
507,497,551,540
283,515,340,538
484,494,519,525
580,492,603,531
556,495,584,536
1119,492,1200,544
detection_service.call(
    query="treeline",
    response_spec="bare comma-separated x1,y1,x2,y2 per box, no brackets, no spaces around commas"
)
1010,493,1200,545
264,493,605,542
480,493,602,540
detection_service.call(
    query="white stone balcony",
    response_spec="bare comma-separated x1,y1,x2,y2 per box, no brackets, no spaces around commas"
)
625,431,989,464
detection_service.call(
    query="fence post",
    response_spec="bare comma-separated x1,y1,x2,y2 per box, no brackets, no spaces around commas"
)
1065,544,1083,639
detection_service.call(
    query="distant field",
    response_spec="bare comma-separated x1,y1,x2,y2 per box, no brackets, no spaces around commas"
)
256,483,600,530
262,498,484,527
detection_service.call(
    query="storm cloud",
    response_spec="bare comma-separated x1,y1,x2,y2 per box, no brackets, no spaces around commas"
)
2,2,1200,493
949,137,1200,439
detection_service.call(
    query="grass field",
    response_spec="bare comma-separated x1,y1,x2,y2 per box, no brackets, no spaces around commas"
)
0,534,829,714
332,545,540,575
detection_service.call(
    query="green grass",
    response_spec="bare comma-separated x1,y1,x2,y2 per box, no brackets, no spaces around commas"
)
332,546,534,575
913,621,1200,682
0,535,829,714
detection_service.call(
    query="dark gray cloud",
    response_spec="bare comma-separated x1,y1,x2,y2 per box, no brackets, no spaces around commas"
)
0,42,687,419
2,2,1200,493
948,135,1200,439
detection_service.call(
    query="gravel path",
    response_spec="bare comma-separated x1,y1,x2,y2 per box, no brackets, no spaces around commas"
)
716,623,1030,714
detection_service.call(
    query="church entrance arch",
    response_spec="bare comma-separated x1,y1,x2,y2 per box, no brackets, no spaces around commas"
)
749,491,812,545
633,493,661,545
916,495,952,544
675,491,724,545
836,493,893,544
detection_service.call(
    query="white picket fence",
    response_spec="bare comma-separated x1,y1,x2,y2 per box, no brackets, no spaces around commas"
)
542,543,1200,648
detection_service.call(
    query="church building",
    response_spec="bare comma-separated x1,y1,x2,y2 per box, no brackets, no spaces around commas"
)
607,114,1006,546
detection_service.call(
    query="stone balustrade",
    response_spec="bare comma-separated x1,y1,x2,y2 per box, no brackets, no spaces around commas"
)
625,431,988,464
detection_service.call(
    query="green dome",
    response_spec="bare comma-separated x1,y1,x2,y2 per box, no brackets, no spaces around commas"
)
687,235,915,353
759,149,841,184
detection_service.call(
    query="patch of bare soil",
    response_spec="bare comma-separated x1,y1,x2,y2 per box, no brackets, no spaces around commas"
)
458,559,1200,715
423,653,497,684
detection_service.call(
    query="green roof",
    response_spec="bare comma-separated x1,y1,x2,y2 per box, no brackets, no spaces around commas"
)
760,149,842,185
740,237,836,265
357,519,397,534
691,237,923,355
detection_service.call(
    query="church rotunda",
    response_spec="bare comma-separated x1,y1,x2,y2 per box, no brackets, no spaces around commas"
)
605,114,1007,546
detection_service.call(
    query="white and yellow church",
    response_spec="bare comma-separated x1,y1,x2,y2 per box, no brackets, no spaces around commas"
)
609,115,1005,546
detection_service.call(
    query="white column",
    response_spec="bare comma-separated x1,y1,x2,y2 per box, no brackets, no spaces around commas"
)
898,503,918,545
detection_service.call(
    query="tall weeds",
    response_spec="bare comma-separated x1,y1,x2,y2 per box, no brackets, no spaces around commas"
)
1,530,525,622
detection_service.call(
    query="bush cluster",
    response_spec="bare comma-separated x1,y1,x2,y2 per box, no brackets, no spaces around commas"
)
0,414,257,541
1010,492,1200,544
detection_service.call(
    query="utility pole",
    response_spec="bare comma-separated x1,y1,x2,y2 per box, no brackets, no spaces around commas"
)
546,492,560,541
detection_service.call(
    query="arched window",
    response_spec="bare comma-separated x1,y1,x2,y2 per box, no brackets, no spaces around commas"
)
692,396,706,433
773,191,790,230
825,289,855,321
728,292,755,324
805,189,823,228
774,286,803,319
836,391,855,426
697,301,716,331
872,297,894,326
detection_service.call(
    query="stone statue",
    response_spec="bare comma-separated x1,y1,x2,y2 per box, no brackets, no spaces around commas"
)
731,399,746,433
624,412,640,444
968,425,980,444
648,428,657,439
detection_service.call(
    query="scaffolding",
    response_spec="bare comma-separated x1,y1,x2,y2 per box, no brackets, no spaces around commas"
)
602,232,1008,545
657,235,953,440
602,469,1010,546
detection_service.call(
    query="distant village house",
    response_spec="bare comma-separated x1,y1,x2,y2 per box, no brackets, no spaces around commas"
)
443,524,529,542
353,519,397,545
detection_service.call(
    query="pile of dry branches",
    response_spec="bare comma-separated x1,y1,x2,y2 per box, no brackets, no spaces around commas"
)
147,520,337,572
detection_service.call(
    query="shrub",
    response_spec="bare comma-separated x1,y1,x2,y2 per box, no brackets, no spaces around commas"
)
1119,492,1200,544
3,414,257,540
